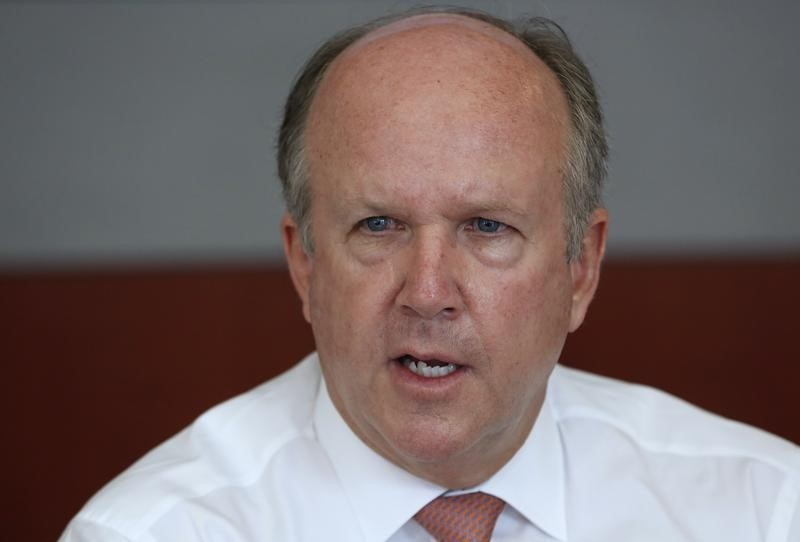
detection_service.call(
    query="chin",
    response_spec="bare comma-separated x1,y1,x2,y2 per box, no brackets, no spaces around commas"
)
386,414,483,468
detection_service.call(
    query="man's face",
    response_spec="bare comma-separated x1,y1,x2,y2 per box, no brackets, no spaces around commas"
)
284,17,605,488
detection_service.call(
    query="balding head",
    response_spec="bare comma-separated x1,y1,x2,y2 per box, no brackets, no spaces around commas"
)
306,15,569,212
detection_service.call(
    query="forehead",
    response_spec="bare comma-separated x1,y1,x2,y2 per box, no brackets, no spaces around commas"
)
305,14,569,196
313,14,566,119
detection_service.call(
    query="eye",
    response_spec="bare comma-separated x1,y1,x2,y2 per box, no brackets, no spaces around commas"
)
472,217,506,234
361,216,393,232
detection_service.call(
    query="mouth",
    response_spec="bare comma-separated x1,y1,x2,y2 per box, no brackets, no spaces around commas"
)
396,354,462,379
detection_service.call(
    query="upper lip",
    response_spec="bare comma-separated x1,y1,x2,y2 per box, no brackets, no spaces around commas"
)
391,348,464,367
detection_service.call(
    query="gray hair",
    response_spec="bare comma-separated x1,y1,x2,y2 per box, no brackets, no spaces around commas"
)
277,6,607,261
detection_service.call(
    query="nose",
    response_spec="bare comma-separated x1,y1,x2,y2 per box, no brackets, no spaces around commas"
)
396,228,463,320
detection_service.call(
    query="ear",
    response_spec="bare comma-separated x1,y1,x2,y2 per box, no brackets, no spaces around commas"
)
568,208,608,332
281,213,313,323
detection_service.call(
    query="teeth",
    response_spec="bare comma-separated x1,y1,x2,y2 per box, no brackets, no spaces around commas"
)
402,357,458,378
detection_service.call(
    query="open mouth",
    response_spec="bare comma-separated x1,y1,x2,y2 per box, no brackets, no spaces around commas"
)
398,355,460,378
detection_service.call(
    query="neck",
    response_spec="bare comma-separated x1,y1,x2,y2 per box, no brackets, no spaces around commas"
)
404,397,542,489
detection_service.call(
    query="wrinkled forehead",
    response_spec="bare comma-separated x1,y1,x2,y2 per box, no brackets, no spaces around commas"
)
319,13,563,105
308,13,568,138
302,12,571,203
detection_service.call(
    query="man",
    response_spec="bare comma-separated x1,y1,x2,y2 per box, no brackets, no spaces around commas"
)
62,7,799,541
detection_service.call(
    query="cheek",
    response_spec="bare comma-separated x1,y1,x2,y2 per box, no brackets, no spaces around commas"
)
307,250,396,356
469,259,572,365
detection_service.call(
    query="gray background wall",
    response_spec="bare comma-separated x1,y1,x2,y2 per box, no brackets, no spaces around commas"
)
2,0,798,269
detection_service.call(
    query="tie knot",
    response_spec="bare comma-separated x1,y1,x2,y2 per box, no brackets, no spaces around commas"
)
414,491,505,542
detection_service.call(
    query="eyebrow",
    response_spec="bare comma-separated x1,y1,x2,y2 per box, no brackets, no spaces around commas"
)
341,195,531,223
460,202,530,221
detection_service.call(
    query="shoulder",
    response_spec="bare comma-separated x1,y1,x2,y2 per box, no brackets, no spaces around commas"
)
61,354,324,541
548,365,800,540
549,364,800,472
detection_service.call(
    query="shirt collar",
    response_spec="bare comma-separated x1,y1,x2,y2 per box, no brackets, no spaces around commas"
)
313,363,567,542
474,378,567,541
313,373,443,542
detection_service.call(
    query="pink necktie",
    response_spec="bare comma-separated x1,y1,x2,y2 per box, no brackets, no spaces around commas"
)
414,491,506,542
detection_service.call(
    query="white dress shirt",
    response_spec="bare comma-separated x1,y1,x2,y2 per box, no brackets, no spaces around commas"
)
61,353,800,541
